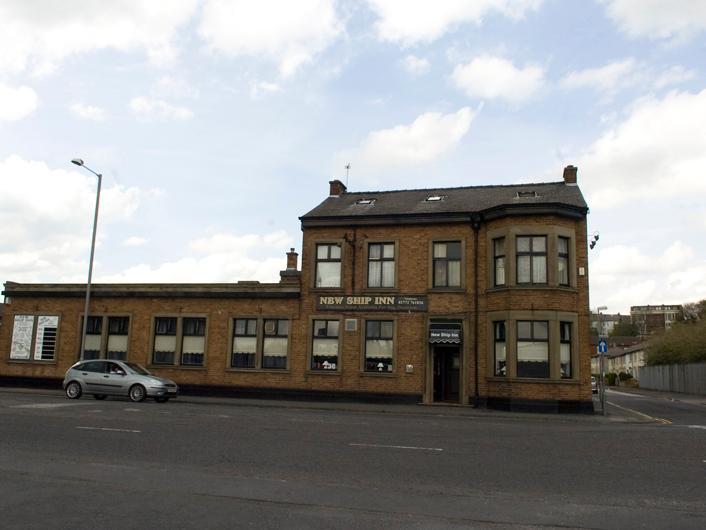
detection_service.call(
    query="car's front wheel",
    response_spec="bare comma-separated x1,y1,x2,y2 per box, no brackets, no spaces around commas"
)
154,396,169,403
128,384,146,403
65,381,82,399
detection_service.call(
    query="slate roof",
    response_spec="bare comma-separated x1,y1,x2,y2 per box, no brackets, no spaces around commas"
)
300,181,588,222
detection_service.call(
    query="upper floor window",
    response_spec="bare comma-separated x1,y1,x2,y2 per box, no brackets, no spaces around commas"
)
558,236,570,286
80,315,130,360
516,236,547,284
368,243,395,288
517,320,549,378
433,241,461,287
493,237,505,286
365,320,394,373
315,243,342,288
311,319,339,371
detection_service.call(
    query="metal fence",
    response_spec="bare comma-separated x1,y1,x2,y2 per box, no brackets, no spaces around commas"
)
639,363,706,395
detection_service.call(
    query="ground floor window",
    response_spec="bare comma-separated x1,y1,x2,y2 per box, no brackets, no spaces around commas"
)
517,321,549,378
560,322,572,378
364,320,393,372
80,315,130,360
311,319,339,371
10,314,59,361
231,317,289,370
494,321,506,376
152,316,206,367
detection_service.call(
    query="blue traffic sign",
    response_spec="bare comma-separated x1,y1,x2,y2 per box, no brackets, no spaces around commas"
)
598,339,608,354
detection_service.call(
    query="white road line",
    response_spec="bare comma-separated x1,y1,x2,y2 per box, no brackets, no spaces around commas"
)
606,390,646,398
607,401,672,424
349,443,443,452
687,425,706,430
76,426,141,433
11,403,88,409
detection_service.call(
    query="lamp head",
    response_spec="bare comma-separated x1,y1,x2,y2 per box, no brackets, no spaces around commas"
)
71,158,84,166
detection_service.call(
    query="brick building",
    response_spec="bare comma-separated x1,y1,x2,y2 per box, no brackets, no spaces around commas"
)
630,305,681,336
1,165,592,412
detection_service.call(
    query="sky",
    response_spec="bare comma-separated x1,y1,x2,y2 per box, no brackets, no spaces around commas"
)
1,0,705,315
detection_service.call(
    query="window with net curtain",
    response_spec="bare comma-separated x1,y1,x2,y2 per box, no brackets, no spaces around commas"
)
107,316,129,360
365,320,393,372
493,238,506,286
232,318,257,368
263,319,288,369
368,243,395,288
433,241,461,287
153,317,177,365
516,236,547,284
83,316,103,360
558,236,570,286
516,320,549,378
560,321,572,378
494,321,506,376
311,320,339,370
315,243,341,288
181,317,205,366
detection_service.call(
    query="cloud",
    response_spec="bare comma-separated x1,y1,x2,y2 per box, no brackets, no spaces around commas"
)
368,0,543,45
123,236,148,247
599,0,706,43
69,102,106,122
0,1,199,76
198,0,342,77
0,155,145,283
452,55,544,103
0,83,38,122
129,96,193,121
402,54,430,75
250,81,282,99
101,230,296,283
591,242,706,312
335,107,475,177
576,89,706,208
561,59,696,99
153,76,199,100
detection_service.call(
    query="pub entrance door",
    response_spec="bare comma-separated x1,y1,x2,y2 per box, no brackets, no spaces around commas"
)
433,345,460,403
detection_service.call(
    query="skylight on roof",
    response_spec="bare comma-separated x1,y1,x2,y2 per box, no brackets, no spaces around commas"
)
516,191,538,198
425,195,446,202
356,198,376,205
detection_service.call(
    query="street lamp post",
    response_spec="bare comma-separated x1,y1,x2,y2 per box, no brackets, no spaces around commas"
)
71,158,102,360
596,305,608,415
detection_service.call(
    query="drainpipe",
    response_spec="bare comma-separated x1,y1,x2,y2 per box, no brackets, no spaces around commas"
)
471,214,481,407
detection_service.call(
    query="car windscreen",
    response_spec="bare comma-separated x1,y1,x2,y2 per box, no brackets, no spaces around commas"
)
124,362,151,375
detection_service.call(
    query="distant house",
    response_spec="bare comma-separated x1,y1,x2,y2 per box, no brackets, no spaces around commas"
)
591,336,644,378
590,312,630,337
630,305,681,336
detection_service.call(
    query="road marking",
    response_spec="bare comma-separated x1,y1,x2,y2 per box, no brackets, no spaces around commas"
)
607,390,646,398
11,403,87,409
76,426,141,433
349,443,443,452
607,401,671,424
687,425,706,430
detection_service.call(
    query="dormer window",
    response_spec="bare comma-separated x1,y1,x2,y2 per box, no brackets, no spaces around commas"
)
356,198,376,205
425,195,446,202
516,191,538,198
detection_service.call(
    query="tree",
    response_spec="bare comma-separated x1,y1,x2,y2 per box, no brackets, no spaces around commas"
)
678,300,706,321
609,321,639,337
646,318,706,365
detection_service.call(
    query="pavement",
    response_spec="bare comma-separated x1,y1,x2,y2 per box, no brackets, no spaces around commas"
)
4,382,699,423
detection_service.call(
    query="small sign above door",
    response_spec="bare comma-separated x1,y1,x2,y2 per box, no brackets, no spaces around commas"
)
429,329,462,344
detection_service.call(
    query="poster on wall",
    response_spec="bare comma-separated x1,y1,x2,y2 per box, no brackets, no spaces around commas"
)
34,316,59,360
10,315,35,360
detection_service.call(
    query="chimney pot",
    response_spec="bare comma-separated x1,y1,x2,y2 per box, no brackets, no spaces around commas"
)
329,179,347,196
563,165,578,185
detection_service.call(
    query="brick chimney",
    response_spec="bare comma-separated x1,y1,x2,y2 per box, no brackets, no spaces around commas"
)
279,248,300,285
563,165,578,185
329,179,347,196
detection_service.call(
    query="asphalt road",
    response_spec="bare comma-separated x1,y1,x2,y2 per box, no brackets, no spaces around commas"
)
605,387,706,426
1,390,705,529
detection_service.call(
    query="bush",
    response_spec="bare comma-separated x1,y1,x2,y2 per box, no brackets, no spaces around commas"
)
646,318,706,365
618,371,633,381
605,372,618,385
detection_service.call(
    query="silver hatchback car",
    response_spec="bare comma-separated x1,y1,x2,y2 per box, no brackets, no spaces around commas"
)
63,360,178,403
